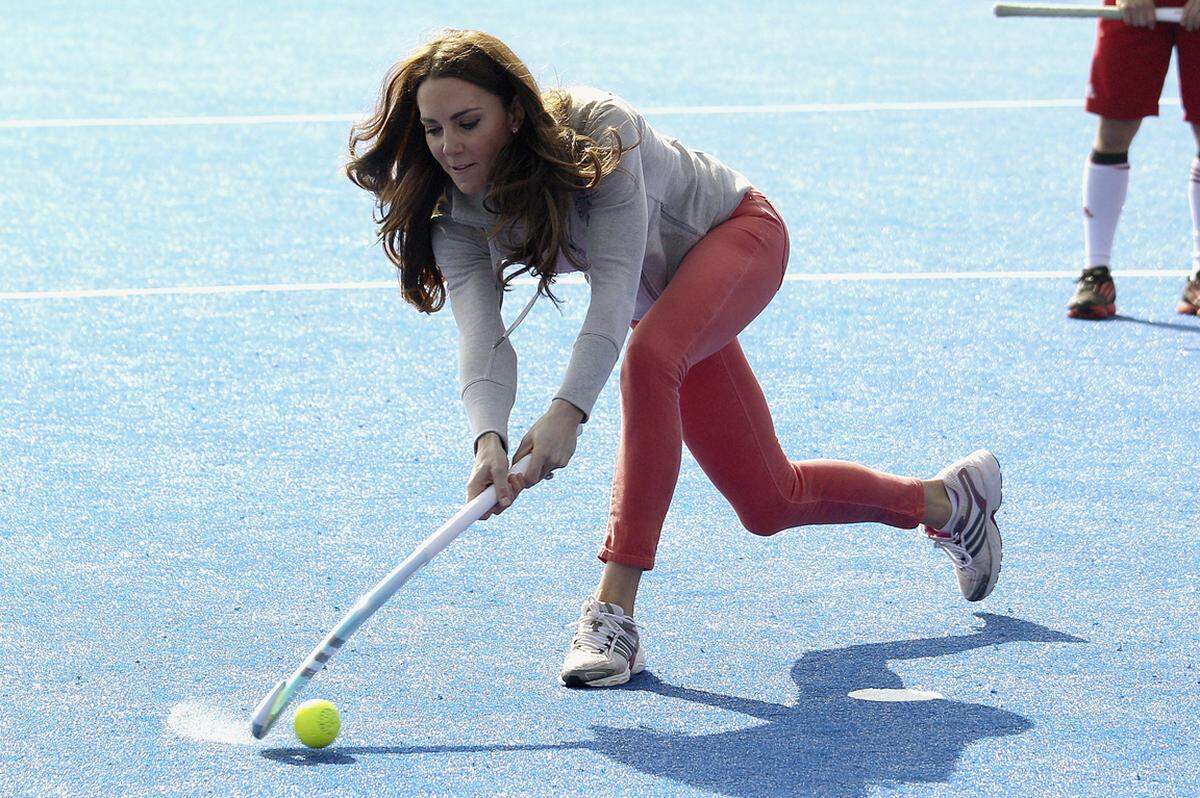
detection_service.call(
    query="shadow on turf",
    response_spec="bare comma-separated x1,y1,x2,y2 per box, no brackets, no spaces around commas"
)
261,613,1085,797
1111,313,1200,333
259,740,578,767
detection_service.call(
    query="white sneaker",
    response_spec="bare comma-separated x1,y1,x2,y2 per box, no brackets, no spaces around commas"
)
925,450,1003,602
559,597,645,688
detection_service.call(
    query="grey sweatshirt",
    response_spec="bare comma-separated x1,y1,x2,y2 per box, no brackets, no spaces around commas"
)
430,87,753,450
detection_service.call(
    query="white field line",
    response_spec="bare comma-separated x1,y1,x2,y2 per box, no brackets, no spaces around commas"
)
0,98,1183,130
0,113,360,130
0,269,1185,302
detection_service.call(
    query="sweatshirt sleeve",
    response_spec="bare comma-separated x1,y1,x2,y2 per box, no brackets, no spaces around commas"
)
431,216,517,451
553,98,648,421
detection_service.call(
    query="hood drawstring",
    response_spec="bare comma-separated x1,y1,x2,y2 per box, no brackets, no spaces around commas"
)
490,283,586,437
493,286,541,350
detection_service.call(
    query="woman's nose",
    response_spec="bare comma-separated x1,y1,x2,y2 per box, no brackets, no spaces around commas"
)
442,131,464,157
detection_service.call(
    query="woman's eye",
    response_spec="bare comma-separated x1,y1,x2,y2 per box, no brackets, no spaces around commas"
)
460,121,478,130
425,128,440,136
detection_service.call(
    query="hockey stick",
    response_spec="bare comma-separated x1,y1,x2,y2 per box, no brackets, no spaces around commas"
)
994,3,1185,22
249,455,534,739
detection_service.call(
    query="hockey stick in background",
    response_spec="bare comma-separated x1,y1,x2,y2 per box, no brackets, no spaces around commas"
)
994,3,1185,22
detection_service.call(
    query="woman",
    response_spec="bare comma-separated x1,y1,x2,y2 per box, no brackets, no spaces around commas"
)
346,29,1003,689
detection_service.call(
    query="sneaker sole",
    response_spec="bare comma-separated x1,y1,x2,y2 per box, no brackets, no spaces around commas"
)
1176,302,1199,315
559,649,645,689
1067,304,1116,320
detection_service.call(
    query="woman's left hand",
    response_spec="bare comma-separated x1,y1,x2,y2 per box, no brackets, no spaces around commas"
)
511,399,584,490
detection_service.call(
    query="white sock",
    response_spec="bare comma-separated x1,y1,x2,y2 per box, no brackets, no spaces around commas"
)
1083,158,1130,268
1189,157,1200,275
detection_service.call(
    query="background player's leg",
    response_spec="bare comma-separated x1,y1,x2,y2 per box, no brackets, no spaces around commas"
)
1074,11,1173,318
1084,117,1140,268
1176,17,1200,312
1086,117,1140,270
1183,122,1200,313
1094,116,1142,153
1070,117,1140,318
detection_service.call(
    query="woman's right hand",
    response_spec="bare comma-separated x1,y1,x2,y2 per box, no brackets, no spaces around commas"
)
467,432,525,519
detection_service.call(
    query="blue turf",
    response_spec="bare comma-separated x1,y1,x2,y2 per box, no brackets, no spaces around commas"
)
3,2,1199,796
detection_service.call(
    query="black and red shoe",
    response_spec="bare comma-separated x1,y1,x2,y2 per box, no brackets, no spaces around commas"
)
1067,266,1117,319
1176,271,1200,315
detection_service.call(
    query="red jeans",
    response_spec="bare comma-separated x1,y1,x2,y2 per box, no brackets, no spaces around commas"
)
600,190,925,570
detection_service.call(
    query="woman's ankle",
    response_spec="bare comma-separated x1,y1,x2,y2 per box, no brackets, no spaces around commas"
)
596,561,643,616
921,479,953,529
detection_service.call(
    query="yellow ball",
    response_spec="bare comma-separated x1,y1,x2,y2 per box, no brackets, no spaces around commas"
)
293,699,341,749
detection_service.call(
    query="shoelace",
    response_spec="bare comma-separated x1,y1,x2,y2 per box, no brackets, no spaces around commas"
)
930,535,980,579
567,605,643,654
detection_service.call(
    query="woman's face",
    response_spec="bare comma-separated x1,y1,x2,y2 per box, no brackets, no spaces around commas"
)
416,76,523,196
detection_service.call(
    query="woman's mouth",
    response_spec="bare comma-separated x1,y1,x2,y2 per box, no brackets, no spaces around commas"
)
450,163,475,174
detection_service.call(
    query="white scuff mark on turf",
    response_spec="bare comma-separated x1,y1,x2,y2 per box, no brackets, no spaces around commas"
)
167,699,260,745
0,269,1189,302
0,98,1183,130
847,688,944,702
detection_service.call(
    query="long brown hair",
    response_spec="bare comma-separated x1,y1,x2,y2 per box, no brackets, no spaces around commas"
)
346,29,630,313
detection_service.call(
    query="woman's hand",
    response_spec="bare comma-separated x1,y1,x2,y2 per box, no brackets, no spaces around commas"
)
1183,0,1200,31
511,399,584,489
1118,0,1158,28
467,432,521,520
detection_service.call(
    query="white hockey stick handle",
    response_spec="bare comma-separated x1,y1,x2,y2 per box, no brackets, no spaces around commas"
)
250,455,534,738
306,453,535,654
994,3,1184,22
347,454,534,620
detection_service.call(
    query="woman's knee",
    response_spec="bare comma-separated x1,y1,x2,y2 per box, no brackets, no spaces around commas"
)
736,504,791,537
620,331,684,388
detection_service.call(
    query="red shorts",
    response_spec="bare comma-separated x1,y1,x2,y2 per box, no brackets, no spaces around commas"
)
1086,0,1200,121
